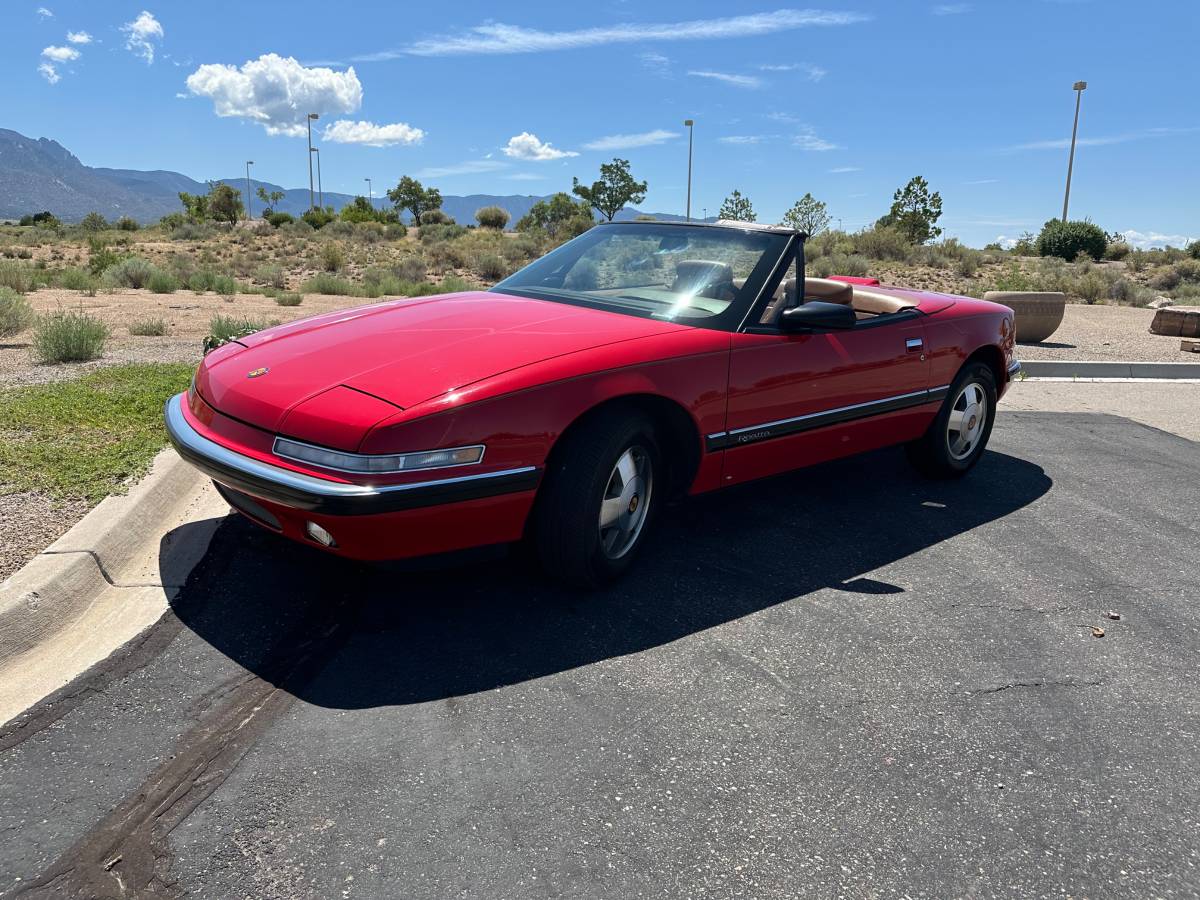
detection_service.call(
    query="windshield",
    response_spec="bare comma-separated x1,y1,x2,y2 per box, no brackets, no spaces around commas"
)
492,223,792,331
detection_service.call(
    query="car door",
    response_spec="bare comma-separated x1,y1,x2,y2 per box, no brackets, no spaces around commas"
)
717,313,933,486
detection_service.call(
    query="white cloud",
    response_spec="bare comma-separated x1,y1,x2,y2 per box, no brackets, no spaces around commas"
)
829,166,861,173
933,3,972,13
66,30,92,44
503,132,578,160
41,44,79,62
640,52,670,74
687,70,763,89
36,7,52,17
186,54,363,136
718,135,765,145
414,160,508,178
505,172,547,181
323,119,424,147
758,62,826,81
122,10,163,64
993,235,1019,250
38,61,60,83
793,128,838,151
964,178,999,184
1006,127,1198,152
391,9,870,58
582,129,680,151
1119,229,1196,251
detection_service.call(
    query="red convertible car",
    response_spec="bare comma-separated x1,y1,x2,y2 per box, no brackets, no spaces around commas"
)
166,220,1018,586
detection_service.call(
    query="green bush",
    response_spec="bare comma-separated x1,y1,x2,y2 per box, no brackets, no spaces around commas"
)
1187,240,1200,260
266,211,295,228
1035,219,1106,262
0,286,35,337
56,267,98,293
1075,272,1106,304
1103,241,1131,261
991,264,1036,292
159,212,186,231
420,209,453,226
33,311,109,363
274,292,303,306
384,223,408,241
1148,266,1181,291
472,253,508,280
850,226,911,261
302,272,357,295
475,206,510,229
205,315,277,352
87,237,122,275
80,212,110,232
0,261,46,293
101,257,157,289
301,207,336,230
392,254,428,282
146,270,179,294
420,223,467,244
115,216,140,232
438,275,473,293
186,270,237,295
129,317,167,336
320,242,346,272
255,264,286,289
170,222,216,242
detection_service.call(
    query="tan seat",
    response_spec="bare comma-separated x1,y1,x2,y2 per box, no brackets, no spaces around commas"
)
850,289,917,315
759,277,917,325
671,260,736,300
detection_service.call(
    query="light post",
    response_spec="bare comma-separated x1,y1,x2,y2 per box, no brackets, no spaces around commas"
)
702,207,707,222
245,160,254,220
683,119,694,221
365,177,372,209
1062,81,1087,222
311,147,323,208
306,112,319,210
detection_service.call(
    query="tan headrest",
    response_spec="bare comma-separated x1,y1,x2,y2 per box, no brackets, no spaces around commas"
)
803,278,853,305
851,289,918,315
672,259,734,291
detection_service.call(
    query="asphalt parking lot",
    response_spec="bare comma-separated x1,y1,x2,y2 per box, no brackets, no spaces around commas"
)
2,410,1198,899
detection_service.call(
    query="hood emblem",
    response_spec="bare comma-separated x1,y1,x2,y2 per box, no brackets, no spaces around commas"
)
246,367,270,379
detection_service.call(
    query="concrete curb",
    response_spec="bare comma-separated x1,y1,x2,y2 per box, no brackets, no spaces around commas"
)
0,449,227,724
1020,360,1200,379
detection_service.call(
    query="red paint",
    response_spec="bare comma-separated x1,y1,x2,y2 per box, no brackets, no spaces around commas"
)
186,283,1015,561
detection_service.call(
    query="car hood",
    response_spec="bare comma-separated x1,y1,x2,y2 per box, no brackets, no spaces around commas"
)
196,291,687,447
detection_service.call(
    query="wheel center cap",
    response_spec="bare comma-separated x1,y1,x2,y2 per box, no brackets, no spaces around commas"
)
628,495,639,514
967,414,978,430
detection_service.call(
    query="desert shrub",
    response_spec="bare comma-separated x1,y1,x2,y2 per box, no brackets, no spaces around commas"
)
302,272,357,295
427,241,468,272
1106,278,1153,306
129,317,167,336
159,212,186,231
0,286,35,336
146,270,179,294
1187,240,1200,260
266,211,295,228
564,259,599,290
80,212,110,232
384,223,408,241
19,211,59,228
255,264,286,289
990,264,1035,292
278,219,313,237
352,221,386,243
301,207,336,230
274,292,303,306
475,206,510,230
850,225,911,261
33,311,109,362
1035,219,1106,261
205,315,277,352
186,270,237,294
56,267,97,292
0,261,42,293
420,223,467,244
320,242,346,272
1103,241,1130,261
392,254,428,282
420,209,453,226
115,216,139,232
818,253,870,278
1075,271,1106,304
438,275,473,293
101,256,157,289
955,254,980,277
322,220,356,238
86,237,122,276
171,222,216,242
1148,266,1181,291
1176,259,1200,282
472,253,508,281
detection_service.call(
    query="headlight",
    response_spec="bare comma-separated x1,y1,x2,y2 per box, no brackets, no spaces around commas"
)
273,437,485,474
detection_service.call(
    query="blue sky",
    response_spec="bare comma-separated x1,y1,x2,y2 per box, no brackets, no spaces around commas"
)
7,1,1198,247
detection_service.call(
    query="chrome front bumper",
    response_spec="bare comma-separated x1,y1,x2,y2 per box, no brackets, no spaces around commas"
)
163,393,539,516
1007,359,1022,379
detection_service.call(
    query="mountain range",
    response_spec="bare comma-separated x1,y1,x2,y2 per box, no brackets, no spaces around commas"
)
0,128,695,226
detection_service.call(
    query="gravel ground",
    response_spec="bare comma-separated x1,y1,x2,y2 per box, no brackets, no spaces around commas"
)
1017,304,1188,362
0,492,90,583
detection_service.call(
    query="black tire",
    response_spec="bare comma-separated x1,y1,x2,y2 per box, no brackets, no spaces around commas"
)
906,361,997,478
532,408,662,588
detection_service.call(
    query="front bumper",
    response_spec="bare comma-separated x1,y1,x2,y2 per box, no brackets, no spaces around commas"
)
1007,359,1022,379
163,393,540,517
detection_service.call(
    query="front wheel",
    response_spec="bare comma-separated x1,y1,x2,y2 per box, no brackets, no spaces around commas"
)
906,362,997,478
532,409,661,588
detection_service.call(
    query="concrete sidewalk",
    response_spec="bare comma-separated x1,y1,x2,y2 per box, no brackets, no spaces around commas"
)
1001,380,1200,442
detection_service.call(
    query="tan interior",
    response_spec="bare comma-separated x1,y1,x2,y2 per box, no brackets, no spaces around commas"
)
671,260,736,301
759,277,917,325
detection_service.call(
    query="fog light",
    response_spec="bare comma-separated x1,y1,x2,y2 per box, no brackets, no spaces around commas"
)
305,521,337,547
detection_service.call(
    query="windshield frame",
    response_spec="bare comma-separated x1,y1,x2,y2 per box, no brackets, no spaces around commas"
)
490,222,795,333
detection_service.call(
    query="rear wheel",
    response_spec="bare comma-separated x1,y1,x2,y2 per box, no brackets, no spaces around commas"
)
532,409,661,588
906,362,997,478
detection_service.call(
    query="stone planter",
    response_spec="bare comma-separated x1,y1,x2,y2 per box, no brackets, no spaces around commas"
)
1149,307,1200,338
983,291,1066,344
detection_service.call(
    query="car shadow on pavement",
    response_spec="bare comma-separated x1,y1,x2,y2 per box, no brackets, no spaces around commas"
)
164,446,1051,710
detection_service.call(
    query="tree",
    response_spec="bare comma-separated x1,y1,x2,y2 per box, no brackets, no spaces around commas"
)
572,158,647,222
208,183,244,227
256,186,285,213
178,191,209,223
718,189,756,222
780,193,830,236
475,206,510,229
387,176,442,225
516,193,594,238
80,212,110,232
879,176,943,244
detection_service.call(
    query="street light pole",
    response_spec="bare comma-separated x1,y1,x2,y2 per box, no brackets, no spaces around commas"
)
311,148,323,208
1062,81,1087,222
306,113,319,210
245,160,254,221
683,119,694,221
365,177,372,209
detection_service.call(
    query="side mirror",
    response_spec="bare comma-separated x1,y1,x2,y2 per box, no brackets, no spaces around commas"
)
779,300,857,332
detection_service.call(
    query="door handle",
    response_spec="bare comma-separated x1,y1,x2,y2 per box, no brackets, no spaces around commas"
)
906,337,924,352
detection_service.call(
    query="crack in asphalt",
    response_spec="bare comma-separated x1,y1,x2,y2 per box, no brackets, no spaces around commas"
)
9,589,362,899
967,679,1103,696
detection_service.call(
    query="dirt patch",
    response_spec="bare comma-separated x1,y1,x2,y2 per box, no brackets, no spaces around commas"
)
0,491,90,582
1015,305,1186,362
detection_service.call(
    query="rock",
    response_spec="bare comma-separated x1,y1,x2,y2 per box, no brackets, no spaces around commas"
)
1148,296,1175,309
